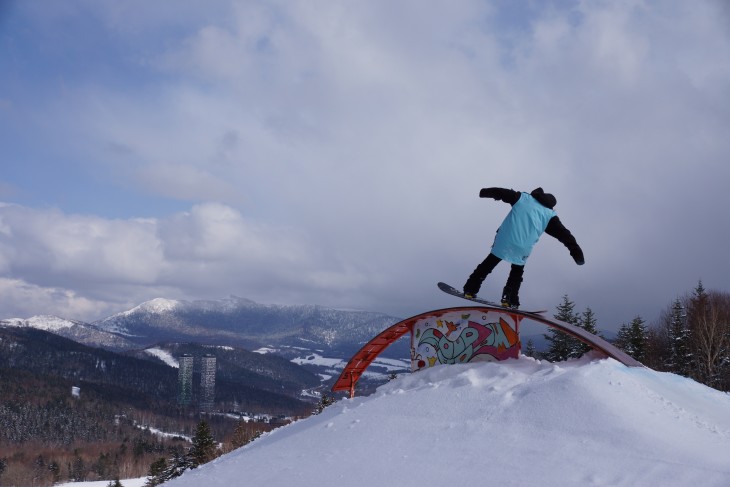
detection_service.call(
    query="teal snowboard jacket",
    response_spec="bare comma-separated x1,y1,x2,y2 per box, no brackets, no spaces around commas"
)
481,187,584,266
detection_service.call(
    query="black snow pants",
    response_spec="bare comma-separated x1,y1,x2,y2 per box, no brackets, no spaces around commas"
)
463,253,524,306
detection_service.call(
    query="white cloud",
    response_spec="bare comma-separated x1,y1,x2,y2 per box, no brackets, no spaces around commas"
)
3,0,730,326
0,277,113,321
0,202,371,320
135,163,242,204
0,204,163,286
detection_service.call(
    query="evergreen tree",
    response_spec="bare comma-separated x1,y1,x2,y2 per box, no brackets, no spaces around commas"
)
49,460,61,484
0,458,7,482
615,323,631,352
69,455,87,482
161,449,190,484
189,420,217,467
524,339,536,358
576,307,600,355
544,295,582,361
107,479,124,487
313,394,336,415
693,280,708,310
32,455,46,485
627,316,648,362
665,298,692,377
145,421,218,486
144,457,167,487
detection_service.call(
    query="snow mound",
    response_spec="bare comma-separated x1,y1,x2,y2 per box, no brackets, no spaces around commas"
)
167,356,730,487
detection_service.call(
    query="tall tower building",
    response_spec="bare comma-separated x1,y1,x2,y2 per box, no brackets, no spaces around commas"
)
200,354,217,411
177,354,194,405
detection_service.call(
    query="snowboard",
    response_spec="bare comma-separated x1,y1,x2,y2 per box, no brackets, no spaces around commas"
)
437,282,546,315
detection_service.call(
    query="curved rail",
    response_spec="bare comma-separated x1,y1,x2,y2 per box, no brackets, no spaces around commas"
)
332,306,642,397
514,308,643,367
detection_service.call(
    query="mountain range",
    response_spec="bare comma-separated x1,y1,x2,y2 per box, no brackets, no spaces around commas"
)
0,295,412,394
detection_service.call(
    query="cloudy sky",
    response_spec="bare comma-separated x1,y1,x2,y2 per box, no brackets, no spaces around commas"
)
1,0,729,332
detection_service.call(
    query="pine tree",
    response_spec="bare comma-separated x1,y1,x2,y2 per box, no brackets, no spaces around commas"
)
144,457,167,487
627,316,648,362
146,421,218,486
189,420,217,467
665,298,692,376
49,460,61,484
69,455,87,482
618,316,648,361
615,323,631,352
313,394,336,415
32,455,46,485
162,449,190,483
544,295,582,361
524,339,536,358
576,307,600,355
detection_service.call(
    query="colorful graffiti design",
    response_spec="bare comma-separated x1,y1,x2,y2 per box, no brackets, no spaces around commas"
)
413,312,520,370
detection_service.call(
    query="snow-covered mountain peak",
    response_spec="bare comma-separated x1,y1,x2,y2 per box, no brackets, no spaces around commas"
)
0,315,78,332
125,298,182,315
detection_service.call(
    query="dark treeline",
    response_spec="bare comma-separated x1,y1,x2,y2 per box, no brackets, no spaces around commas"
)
538,281,730,392
0,360,193,486
643,282,730,391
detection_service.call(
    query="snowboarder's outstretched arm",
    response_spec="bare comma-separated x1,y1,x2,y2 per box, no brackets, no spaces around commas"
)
479,187,520,206
545,217,585,265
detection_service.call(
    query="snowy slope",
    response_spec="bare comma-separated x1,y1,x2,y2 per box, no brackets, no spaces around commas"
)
2,315,79,331
167,355,730,487
144,346,179,368
0,315,137,350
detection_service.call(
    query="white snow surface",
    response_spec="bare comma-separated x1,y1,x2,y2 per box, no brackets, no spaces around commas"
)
144,347,179,368
2,315,76,331
122,297,181,316
290,352,343,368
56,480,146,487
166,355,730,487
253,346,278,354
290,352,409,373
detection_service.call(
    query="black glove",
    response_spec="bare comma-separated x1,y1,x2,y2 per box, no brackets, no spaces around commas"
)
479,188,500,199
571,247,585,265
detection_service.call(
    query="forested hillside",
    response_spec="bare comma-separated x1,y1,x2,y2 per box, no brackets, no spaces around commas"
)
0,327,316,486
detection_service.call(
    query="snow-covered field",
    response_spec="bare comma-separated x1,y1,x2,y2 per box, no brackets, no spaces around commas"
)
160,354,730,487
287,349,410,384
56,479,146,487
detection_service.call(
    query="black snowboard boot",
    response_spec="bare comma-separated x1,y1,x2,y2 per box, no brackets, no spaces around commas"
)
501,264,524,309
500,290,520,309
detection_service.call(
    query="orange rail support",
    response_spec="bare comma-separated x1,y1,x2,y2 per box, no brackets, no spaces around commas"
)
331,318,413,398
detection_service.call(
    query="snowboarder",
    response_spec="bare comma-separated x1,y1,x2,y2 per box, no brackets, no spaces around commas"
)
463,187,584,309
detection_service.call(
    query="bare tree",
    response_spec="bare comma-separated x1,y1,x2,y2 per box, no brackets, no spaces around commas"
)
688,286,730,389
